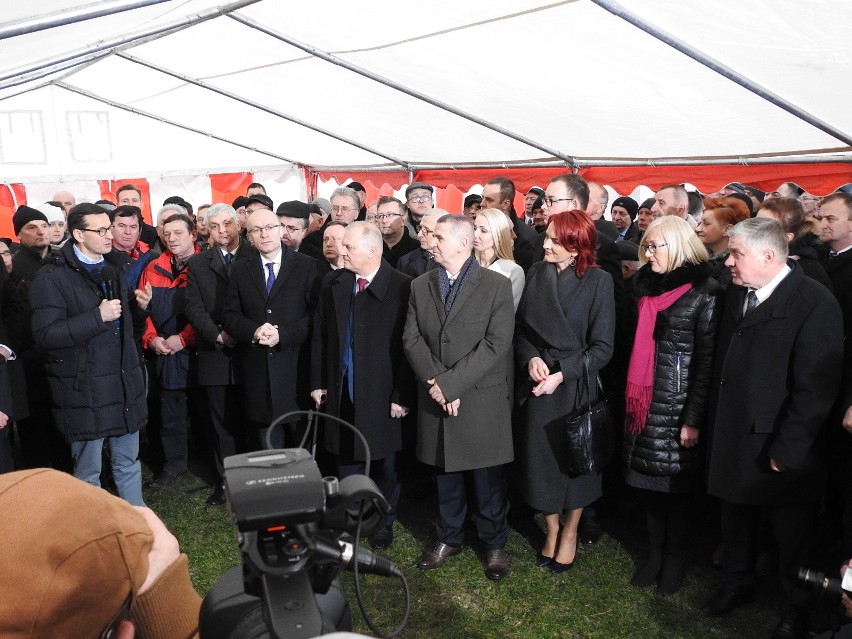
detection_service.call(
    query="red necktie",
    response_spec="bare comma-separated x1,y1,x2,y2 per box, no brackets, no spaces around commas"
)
357,277,368,293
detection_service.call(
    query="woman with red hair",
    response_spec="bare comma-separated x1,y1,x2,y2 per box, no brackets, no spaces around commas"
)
696,197,749,287
515,210,615,573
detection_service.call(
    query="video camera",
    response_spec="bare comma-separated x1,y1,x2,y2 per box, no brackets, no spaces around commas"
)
200,447,396,639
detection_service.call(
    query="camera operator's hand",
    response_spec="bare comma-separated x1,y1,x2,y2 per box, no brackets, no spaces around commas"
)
841,560,852,618
134,507,181,595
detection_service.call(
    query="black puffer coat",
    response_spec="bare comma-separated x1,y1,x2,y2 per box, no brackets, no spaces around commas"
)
29,243,147,442
623,262,722,477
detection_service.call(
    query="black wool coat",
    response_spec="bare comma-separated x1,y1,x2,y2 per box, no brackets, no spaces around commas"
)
185,239,255,386
310,261,414,461
622,262,722,479
29,243,147,442
706,263,844,505
222,244,320,425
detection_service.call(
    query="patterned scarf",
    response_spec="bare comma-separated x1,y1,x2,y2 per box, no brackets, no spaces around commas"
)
438,255,475,315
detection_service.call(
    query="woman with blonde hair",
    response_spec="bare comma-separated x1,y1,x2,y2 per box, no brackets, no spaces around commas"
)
472,208,525,309
624,215,722,595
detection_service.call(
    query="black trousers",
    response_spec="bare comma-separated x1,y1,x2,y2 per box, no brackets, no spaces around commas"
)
720,500,817,613
435,464,509,550
205,384,243,484
160,388,188,473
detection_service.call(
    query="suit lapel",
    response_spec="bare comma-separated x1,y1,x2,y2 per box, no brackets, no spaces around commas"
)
737,266,796,328
445,264,480,325
208,249,227,281
332,271,354,354
268,245,293,299
427,270,446,322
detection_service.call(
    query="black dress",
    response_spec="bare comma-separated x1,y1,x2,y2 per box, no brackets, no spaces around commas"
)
514,262,615,513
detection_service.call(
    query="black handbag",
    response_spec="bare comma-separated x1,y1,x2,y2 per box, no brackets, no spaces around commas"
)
563,353,614,475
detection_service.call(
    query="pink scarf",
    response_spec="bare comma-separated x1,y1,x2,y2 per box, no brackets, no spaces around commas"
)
624,283,693,434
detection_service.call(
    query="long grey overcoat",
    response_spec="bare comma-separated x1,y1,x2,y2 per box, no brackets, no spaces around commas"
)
403,262,515,472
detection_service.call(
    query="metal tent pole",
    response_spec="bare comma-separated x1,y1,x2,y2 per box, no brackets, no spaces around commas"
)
589,0,852,147
117,53,410,170
55,81,296,163
0,0,263,86
227,12,579,168
0,0,171,40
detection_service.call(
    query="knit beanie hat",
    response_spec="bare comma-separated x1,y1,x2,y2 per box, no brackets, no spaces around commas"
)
12,205,49,236
0,469,153,639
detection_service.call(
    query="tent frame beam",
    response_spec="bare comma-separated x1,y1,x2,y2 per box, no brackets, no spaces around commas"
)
0,0,263,91
0,0,171,41
117,53,411,170
228,11,579,167
308,154,852,173
590,0,852,148
55,81,296,164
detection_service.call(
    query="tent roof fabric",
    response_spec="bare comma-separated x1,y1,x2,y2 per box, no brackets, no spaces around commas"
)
0,0,850,186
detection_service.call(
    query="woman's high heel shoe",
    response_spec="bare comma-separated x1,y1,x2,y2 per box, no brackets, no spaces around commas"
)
550,559,574,574
536,553,554,568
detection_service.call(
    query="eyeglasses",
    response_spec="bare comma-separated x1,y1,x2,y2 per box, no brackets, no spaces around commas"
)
331,206,356,214
280,224,305,234
417,226,434,236
248,224,281,235
640,242,668,255
376,213,404,221
82,227,111,237
542,197,573,207
408,195,432,203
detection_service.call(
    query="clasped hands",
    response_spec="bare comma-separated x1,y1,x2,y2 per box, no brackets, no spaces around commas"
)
253,323,279,347
427,378,460,416
150,335,185,356
528,357,563,396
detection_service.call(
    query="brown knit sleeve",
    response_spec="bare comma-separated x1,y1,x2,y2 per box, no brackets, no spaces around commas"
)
130,554,201,639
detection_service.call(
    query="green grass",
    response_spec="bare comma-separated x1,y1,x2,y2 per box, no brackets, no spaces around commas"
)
142,469,792,639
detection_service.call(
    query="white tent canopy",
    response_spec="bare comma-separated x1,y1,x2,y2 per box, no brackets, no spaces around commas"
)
1,0,851,183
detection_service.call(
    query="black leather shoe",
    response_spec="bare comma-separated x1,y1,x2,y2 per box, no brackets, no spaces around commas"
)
206,484,226,507
700,586,755,617
371,525,394,550
416,542,462,570
770,612,809,639
579,512,603,545
148,470,183,489
485,549,509,581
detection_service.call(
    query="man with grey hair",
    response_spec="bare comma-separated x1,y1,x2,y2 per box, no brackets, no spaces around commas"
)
651,184,696,229
185,203,254,506
311,221,413,548
299,188,361,261
404,214,515,580
586,182,619,240
702,217,844,639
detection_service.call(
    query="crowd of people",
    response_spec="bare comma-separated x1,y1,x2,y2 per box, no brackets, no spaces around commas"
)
2,175,852,639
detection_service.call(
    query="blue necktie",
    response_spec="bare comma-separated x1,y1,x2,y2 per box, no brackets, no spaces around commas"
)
224,253,233,265
265,262,275,294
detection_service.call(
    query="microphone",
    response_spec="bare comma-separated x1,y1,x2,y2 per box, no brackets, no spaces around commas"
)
312,536,401,577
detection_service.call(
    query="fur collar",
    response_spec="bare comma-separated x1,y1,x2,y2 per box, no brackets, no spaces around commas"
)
635,261,712,297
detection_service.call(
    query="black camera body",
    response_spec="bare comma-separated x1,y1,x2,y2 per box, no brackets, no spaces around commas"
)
200,448,390,639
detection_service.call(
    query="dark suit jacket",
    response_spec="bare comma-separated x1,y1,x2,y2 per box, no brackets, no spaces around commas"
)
707,264,843,505
403,262,515,472
222,244,320,424
617,223,641,243
594,218,619,241
397,249,435,279
311,261,414,461
819,245,852,407
185,239,255,386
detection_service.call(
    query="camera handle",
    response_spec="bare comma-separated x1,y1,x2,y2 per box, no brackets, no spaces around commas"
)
259,570,324,639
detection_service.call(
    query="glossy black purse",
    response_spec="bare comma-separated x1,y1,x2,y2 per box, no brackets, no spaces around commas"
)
563,353,614,475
